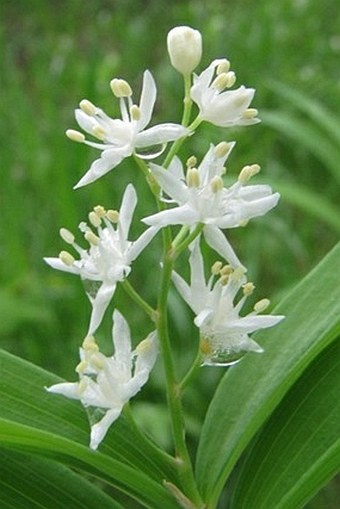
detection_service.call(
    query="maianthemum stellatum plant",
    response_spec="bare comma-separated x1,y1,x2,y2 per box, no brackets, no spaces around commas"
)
0,26,339,509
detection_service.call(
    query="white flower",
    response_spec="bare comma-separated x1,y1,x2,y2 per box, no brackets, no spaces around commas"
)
190,59,260,127
143,142,280,267
167,26,202,75
47,310,158,450
66,70,189,188
44,184,158,334
172,242,284,366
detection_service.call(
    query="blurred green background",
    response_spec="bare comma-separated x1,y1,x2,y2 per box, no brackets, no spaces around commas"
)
1,0,339,507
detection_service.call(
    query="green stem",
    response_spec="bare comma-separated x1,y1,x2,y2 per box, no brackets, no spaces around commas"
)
180,350,202,393
133,154,160,196
121,280,157,322
181,73,193,127
171,223,204,259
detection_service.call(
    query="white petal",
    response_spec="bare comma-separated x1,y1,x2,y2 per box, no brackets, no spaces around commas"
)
132,331,158,390
118,184,137,240
189,241,208,305
90,407,123,450
149,163,189,203
168,156,185,180
112,309,132,368
44,257,80,275
88,281,116,335
194,308,213,328
136,124,188,148
203,225,244,268
230,314,285,333
171,270,192,307
127,226,159,262
143,204,198,227
137,70,157,131
74,149,126,189
75,109,98,135
46,382,80,400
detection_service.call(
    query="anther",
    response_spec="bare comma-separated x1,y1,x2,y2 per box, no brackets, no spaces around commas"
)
82,335,99,351
243,282,255,296
220,264,233,276
59,228,75,244
186,155,197,168
77,377,88,394
76,360,88,374
59,250,75,266
211,261,223,275
66,129,85,143
79,99,97,116
216,59,230,75
254,298,270,313
232,267,247,280
93,206,106,218
92,125,106,140
130,104,141,121
210,175,224,193
186,168,200,188
84,231,100,246
214,141,231,158
106,209,119,223
238,164,261,184
88,211,101,228
136,337,152,354
242,108,259,119
212,73,230,91
90,353,105,370
219,274,230,286
110,78,133,98
225,71,236,88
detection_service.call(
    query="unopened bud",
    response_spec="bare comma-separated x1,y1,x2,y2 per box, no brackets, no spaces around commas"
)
167,26,202,75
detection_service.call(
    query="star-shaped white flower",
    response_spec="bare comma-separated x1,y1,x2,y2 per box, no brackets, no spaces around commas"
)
190,58,260,127
44,184,158,334
143,142,280,267
172,242,284,366
67,70,189,188
47,310,158,450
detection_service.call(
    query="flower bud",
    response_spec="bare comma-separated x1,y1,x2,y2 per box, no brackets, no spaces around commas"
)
167,26,202,75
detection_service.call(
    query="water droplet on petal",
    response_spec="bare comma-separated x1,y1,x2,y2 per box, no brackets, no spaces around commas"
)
135,143,167,160
201,347,246,367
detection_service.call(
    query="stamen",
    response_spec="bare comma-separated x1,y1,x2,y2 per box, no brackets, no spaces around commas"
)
92,125,106,140
254,298,270,313
219,274,230,285
232,267,247,280
93,206,106,218
82,335,99,351
136,337,152,354
90,353,105,370
186,155,197,168
211,261,223,275
243,282,255,296
242,108,259,119
76,360,88,374
211,73,229,91
220,264,233,276
238,164,261,184
210,175,224,193
186,168,200,188
59,250,75,266
66,129,85,143
106,209,119,223
79,99,97,116
77,377,88,394
110,78,133,98
88,211,102,228
225,71,236,88
216,59,230,75
214,141,231,158
130,104,141,121
59,228,75,244
84,231,100,246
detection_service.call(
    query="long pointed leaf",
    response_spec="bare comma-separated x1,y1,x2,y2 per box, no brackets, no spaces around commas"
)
196,242,340,506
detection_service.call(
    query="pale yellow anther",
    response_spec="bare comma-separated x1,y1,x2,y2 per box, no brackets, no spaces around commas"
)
232,266,247,280
66,129,85,143
219,274,230,286
136,337,152,354
254,298,270,313
59,250,75,266
214,141,231,158
225,71,236,88
238,164,261,184
243,282,255,296
242,108,259,119
106,209,119,223
212,73,229,91
92,125,106,140
59,228,75,244
82,335,99,352
186,155,197,168
211,261,223,275
110,78,133,98
210,175,224,193
93,206,106,218
84,231,100,246
234,93,249,108
130,104,141,121
239,219,249,227
79,99,97,116
216,59,230,75
90,353,105,370
76,360,88,374
220,264,233,276
88,211,102,228
186,168,200,188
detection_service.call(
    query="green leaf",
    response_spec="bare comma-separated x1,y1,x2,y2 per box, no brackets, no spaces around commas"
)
0,448,123,509
0,418,178,509
230,338,340,509
196,242,340,506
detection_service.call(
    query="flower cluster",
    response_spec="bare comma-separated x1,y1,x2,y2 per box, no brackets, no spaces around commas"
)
46,25,284,449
